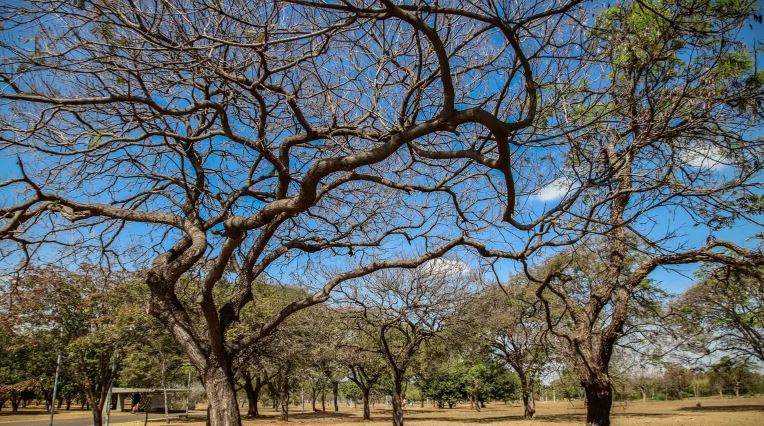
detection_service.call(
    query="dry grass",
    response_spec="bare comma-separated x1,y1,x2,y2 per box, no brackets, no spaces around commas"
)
1,397,761,425
233,397,764,426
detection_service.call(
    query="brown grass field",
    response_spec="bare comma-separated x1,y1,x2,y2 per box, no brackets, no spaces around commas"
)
1,397,762,425
235,397,764,425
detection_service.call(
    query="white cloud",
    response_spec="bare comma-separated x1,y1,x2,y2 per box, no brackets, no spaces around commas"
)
422,258,470,275
532,177,574,202
679,145,727,171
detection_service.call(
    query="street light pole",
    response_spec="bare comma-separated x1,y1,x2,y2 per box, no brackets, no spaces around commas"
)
104,357,117,426
48,353,62,426
185,367,192,418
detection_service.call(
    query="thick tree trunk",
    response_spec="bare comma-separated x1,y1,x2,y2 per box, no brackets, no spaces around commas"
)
584,381,613,426
520,378,535,419
391,376,404,426
10,397,20,413
332,382,339,412
203,369,241,426
522,391,535,419
65,397,72,410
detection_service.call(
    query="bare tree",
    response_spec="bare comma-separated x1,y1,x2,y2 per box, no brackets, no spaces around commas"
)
347,360,384,420
478,282,549,419
2,1,761,425
339,263,469,426
0,1,594,423
673,265,764,363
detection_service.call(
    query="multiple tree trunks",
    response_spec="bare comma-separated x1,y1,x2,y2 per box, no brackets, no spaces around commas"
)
85,391,107,426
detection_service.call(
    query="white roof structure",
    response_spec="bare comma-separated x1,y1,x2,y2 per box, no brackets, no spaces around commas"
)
112,387,188,394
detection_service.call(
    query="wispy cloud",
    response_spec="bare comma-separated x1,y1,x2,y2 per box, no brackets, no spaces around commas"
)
532,177,574,202
679,145,727,171
422,258,470,275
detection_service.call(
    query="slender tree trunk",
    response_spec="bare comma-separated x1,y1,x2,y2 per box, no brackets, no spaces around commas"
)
583,380,613,426
91,406,103,426
65,397,72,410
332,381,339,412
391,375,404,426
85,391,104,426
242,374,261,418
203,368,241,426
362,389,371,420
470,393,480,412
279,384,289,422
277,372,290,422
321,390,326,412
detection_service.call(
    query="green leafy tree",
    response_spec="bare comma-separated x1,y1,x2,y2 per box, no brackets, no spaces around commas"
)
419,361,465,409
707,356,757,397
674,265,764,362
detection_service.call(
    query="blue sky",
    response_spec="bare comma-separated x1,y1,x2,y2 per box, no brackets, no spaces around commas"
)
1,0,763,298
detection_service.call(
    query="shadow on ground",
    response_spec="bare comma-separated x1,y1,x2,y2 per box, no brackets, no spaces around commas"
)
240,411,355,421
678,404,764,412
0,410,50,416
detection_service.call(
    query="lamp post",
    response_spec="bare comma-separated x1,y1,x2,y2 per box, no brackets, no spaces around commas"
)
104,357,118,426
185,366,192,418
48,353,62,426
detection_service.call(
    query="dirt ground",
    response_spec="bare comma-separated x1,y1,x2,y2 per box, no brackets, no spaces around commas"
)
2,397,762,425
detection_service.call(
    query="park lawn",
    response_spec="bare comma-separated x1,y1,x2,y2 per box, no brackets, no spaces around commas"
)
0,407,91,423
0,397,762,425
233,397,764,426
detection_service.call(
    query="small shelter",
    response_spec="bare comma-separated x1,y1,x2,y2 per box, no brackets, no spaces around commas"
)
110,387,189,412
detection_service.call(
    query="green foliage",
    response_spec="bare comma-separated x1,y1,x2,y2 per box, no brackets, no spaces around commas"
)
674,265,764,362
708,356,757,394
0,266,188,415
419,355,519,408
